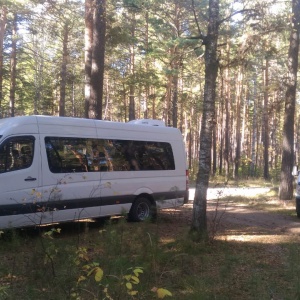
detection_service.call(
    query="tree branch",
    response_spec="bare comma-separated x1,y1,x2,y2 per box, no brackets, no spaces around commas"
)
218,9,259,25
191,0,206,40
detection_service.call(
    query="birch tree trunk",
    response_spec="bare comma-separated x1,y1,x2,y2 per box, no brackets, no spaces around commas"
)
191,0,219,237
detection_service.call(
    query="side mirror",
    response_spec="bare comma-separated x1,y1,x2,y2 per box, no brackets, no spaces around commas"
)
292,165,299,176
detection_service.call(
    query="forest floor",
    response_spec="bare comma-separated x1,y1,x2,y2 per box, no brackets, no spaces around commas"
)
2,186,300,299
159,186,300,244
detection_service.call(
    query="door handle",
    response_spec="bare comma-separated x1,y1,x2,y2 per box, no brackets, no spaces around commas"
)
24,176,37,181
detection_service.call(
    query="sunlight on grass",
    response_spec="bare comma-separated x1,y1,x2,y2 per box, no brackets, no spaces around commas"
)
217,234,299,244
160,237,176,244
189,186,274,201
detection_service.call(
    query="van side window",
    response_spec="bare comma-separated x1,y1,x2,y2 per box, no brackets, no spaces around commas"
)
45,137,89,173
109,140,175,171
0,136,35,173
45,137,175,173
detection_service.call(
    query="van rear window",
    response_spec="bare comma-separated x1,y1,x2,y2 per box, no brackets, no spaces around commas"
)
45,137,175,173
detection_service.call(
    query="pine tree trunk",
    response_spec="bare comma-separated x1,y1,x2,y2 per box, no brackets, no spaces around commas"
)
212,122,217,176
250,75,257,177
279,0,300,200
129,13,136,121
9,14,17,117
224,44,230,179
218,77,224,175
144,11,149,119
0,6,7,117
59,23,68,117
224,84,230,179
172,69,178,128
191,0,219,237
164,74,172,125
263,58,270,179
234,67,243,178
90,0,106,120
84,0,93,118
34,39,43,115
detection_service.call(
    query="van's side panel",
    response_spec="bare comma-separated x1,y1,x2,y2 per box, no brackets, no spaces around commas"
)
95,124,186,215
37,117,103,224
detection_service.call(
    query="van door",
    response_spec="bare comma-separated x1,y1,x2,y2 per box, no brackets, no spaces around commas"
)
39,136,102,224
0,135,41,228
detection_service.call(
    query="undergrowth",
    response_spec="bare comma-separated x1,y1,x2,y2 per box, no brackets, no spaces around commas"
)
0,211,300,300
1,183,300,300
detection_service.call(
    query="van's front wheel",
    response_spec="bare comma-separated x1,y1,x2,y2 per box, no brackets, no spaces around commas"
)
129,197,156,222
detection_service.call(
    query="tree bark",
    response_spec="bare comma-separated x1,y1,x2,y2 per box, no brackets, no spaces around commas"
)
9,13,17,117
263,58,270,179
279,0,300,200
90,0,106,120
224,43,230,179
218,74,224,175
128,12,136,121
191,0,219,237
250,75,257,177
234,67,243,178
59,23,69,117
172,67,179,128
0,6,7,117
84,0,93,118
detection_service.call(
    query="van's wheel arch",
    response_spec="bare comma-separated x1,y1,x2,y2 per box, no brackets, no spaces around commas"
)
129,196,156,222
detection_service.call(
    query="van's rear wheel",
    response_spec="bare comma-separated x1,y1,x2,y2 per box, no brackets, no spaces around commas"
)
129,197,155,222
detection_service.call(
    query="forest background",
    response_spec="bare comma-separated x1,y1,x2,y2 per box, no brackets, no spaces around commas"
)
0,0,299,192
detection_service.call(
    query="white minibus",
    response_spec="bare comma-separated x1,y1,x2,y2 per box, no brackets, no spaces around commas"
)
0,116,188,229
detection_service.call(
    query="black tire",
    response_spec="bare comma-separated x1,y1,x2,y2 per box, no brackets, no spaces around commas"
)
129,197,156,222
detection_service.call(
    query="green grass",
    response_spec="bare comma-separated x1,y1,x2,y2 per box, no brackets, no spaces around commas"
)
1,183,300,300
216,186,298,217
0,214,300,300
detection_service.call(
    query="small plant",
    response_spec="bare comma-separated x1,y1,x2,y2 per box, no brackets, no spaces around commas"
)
0,283,9,298
77,250,172,300
151,287,172,299
208,188,228,241
77,263,144,299
40,227,62,276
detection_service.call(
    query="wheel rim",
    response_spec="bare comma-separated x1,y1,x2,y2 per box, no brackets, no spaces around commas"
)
137,201,150,220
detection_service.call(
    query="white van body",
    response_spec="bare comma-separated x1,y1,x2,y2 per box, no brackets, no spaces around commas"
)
0,116,188,229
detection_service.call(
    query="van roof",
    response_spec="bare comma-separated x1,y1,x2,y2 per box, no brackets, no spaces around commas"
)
0,115,182,138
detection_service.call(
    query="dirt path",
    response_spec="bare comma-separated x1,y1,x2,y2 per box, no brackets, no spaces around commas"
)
211,202,300,235
160,187,300,243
